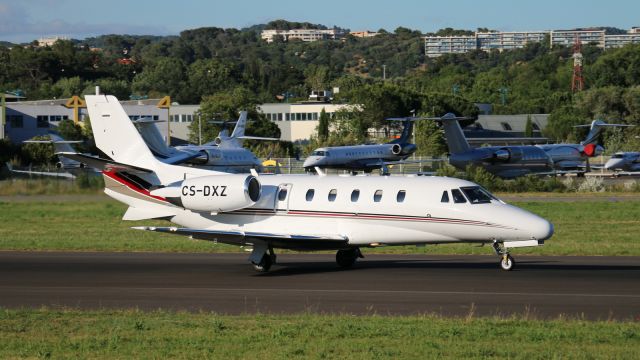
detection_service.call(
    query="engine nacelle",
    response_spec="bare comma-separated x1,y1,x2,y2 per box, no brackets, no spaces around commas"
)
493,149,511,161
490,148,523,163
152,174,261,213
55,162,63,169
391,144,402,155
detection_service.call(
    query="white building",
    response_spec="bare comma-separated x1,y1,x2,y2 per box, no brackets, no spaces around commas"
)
477,31,548,52
550,30,606,48
259,102,353,142
424,35,477,58
261,29,346,43
425,28,640,57
36,36,69,47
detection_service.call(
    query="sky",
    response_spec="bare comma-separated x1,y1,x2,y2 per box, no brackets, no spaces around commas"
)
1,0,639,43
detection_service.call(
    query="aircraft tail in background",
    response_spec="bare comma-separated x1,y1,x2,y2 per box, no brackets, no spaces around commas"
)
576,120,634,146
429,113,472,154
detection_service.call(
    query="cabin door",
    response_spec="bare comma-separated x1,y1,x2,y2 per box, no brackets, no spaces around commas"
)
275,183,292,212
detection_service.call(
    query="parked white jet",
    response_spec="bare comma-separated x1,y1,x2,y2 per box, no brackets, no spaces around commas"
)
134,112,277,173
605,152,640,173
303,118,421,174
82,94,554,272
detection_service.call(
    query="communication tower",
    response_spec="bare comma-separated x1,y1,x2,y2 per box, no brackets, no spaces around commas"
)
571,35,584,92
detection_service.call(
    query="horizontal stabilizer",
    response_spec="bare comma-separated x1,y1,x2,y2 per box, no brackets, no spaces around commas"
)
24,140,83,144
133,226,348,250
123,207,176,221
57,152,152,173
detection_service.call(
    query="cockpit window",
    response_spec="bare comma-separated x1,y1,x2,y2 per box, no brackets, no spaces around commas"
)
451,189,467,204
441,191,450,203
460,186,495,204
612,154,624,159
312,151,325,156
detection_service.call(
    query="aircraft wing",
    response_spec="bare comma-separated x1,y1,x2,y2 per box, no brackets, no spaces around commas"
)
133,226,349,250
58,152,153,174
160,150,203,165
363,158,443,168
236,136,280,141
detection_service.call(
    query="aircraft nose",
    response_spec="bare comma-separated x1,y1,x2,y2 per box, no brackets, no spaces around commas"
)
604,159,622,170
303,157,318,167
526,216,554,241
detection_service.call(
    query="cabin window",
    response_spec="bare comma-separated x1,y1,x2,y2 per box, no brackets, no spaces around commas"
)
278,189,288,201
441,191,450,203
373,190,383,202
305,189,315,201
328,189,337,202
451,189,467,204
351,189,360,202
396,190,406,203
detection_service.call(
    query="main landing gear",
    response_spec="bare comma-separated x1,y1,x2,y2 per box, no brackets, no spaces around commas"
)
336,248,363,268
492,241,515,271
251,243,277,273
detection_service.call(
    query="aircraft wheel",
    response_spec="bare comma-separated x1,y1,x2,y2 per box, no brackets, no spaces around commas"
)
336,248,358,268
500,254,515,271
253,254,272,272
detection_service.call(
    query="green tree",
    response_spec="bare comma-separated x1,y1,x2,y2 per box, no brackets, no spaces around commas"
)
317,107,329,141
524,115,533,137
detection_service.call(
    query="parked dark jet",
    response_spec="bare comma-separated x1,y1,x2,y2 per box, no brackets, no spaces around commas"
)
434,114,631,178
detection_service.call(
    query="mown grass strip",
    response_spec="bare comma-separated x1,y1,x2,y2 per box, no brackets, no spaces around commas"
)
0,199,639,255
1,308,638,359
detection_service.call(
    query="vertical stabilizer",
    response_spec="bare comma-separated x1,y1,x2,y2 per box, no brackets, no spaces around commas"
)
439,113,471,154
84,95,159,170
230,111,248,139
133,119,173,158
389,119,414,145
581,120,605,146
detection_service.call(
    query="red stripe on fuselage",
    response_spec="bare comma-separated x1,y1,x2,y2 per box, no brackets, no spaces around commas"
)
103,170,168,203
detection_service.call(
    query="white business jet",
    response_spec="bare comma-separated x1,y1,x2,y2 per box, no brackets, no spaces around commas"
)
77,93,553,272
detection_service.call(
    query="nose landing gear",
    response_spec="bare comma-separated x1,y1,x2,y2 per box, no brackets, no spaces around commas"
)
493,241,515,271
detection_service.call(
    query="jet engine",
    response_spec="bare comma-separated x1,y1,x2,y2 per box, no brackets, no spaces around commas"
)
390,143,416,156
151,174,261,213
487,148,523,163
391,144,402,155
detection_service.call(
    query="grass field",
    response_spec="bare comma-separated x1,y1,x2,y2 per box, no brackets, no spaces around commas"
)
1,309,638,359
1,196,639,255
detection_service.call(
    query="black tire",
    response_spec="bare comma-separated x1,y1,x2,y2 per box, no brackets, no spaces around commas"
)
500,254,515,271
253,254,272,272
336,249,358,268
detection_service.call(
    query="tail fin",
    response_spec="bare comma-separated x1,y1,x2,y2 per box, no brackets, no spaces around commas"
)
25,134,82,168
389,119,414,145
577,120,634,146
437,113,471,154
133,118,173,158
230,111,248,139
85,95,158,170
